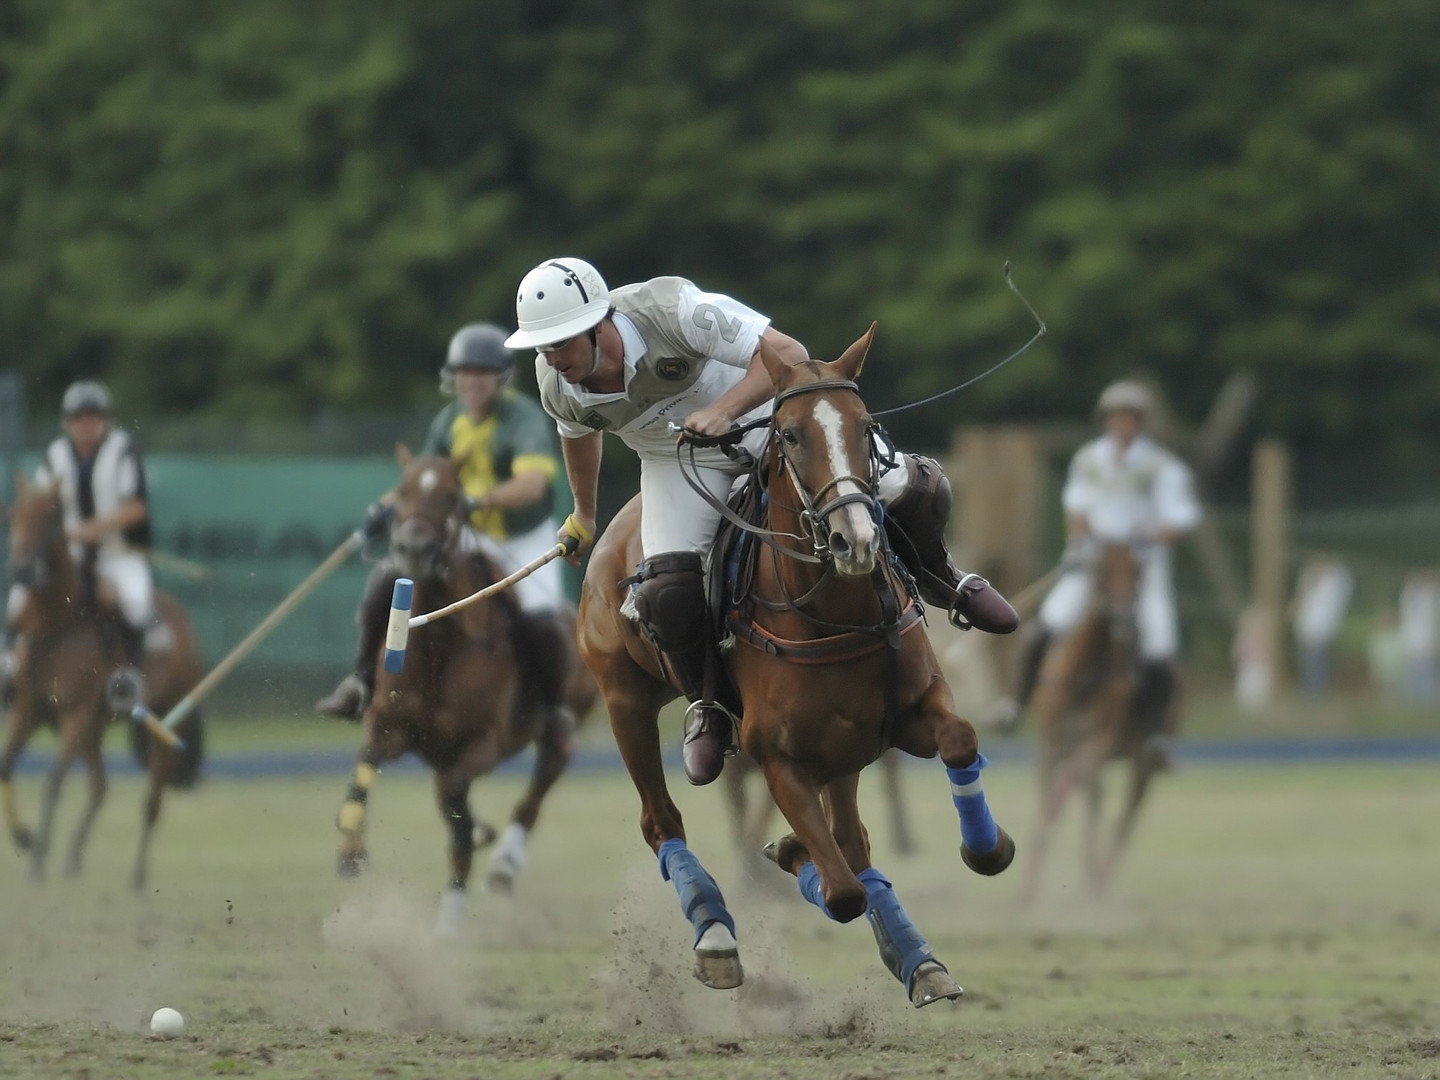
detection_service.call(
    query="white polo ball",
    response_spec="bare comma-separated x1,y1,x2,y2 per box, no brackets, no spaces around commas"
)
149,1007,185,1038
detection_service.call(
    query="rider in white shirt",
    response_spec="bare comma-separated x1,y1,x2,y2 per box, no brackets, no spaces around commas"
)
995,380,1200,752
3,382,154,709
504,258,1018,786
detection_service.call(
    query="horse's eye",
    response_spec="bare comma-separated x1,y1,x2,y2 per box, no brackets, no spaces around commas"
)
780,429,799,446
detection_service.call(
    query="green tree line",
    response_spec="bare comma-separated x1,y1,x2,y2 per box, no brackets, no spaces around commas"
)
2,0,1436,497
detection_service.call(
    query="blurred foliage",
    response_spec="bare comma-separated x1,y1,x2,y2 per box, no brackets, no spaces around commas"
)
2,0,1437,497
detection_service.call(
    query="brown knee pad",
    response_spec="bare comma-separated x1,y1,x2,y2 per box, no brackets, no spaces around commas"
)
888,455,953,533
633,552,708,653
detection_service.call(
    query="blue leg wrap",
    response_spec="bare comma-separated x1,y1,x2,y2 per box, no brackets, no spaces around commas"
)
946,751,998,854
657,838,736,947
859,866,935,991
796,861,842,921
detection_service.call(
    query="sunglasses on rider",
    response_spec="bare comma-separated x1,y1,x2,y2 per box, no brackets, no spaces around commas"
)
536,335,577,354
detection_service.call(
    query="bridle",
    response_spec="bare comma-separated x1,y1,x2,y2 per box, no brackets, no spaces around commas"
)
676,379,900,567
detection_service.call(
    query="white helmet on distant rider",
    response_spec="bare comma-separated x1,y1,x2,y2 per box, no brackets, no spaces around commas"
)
61,380,112,419
1096,379,1152,417
504,258,611,350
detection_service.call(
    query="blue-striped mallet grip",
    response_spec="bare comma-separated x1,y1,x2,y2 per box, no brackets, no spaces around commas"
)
383,577,415,672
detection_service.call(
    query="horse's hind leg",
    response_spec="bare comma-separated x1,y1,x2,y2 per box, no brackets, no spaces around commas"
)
488,703,578,894
0,705,40,851
62,735,109,878
1097,755,1156,891
880,750,917,856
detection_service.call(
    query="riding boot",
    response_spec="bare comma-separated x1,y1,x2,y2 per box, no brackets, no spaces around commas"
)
105,621,148,713
989,628,1051,734
316,563,398,720
884,456,1019,635
633,552,735,787
1132,660,1179,770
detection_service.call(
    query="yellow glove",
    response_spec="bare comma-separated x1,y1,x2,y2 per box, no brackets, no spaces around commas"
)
560,514,596,556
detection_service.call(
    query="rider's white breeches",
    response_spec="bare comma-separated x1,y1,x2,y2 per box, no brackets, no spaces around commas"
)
460,519,563,614
1037,547,1179,660
637,436,913,560
97,547,156,629
6,547,154,631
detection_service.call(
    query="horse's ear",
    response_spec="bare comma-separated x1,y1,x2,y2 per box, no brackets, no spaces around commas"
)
757,334,790,388
834,323,877,381
394,443,413,468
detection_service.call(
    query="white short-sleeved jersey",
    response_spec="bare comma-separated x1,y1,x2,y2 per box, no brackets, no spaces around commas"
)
35,429,150,555
535,276,771,464
1061,434,1200,543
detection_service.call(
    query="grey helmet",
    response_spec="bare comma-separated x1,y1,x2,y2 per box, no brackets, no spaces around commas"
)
61,381,111,418
440,322,514,392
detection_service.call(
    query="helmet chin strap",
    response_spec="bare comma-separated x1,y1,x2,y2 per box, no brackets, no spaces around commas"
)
583,326,602,379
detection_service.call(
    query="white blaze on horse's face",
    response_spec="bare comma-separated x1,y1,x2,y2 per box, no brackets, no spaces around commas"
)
419,468,439,494
812,398,878,576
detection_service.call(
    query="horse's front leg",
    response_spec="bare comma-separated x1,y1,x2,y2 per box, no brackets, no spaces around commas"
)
899,678,1015,878
489,701,577,894
131,732,174,893
759,756,867,923
63,733,109,879
336,714,405,877
607,675,741,990
0,701,40,852
29,709,91,881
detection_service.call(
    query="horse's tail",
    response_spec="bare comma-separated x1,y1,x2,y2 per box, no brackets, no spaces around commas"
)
129,710,206,789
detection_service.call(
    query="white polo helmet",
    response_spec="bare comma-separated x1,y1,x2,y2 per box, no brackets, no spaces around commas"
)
1096,379,1152,416
504,257,611,349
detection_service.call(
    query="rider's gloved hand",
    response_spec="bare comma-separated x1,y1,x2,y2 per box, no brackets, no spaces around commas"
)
360,501,394,542
558,514,596,565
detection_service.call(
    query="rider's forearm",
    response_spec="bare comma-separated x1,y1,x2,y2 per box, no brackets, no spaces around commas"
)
95,499,148,537
561,432,603,522
709,328,808,422
478,469,550,511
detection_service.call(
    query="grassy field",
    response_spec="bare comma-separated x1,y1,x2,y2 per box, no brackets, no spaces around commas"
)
1,753,1438,1079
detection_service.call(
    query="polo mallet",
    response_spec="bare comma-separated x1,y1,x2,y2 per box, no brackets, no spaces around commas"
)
383,535,579,672
131,525,370,742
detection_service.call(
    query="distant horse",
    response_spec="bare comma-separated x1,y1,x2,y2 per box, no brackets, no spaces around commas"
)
578,327,1014,1008
334,449,597,933
1020,542,1172,900
0,475,204,889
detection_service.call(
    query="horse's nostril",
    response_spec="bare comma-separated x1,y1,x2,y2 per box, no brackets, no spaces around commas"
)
829,531,851,556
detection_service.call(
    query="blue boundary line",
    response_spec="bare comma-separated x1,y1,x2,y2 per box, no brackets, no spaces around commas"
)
11,736,1440,780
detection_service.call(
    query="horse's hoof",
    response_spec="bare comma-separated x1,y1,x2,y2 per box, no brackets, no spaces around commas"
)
761,833,810,876
961,827,1016,877
336,853,367,878
483,869,514,895
693,923,744,990
910,960,963,1008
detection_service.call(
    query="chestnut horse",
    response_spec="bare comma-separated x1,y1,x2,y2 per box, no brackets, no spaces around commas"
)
578,327,1014,1008
1,475,204,889
1020,542,1170,900
334,450,597,933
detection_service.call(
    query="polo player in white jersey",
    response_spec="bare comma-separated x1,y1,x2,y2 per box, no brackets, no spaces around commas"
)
3,382,155,709
504,258,1018,786
995,380,1201,757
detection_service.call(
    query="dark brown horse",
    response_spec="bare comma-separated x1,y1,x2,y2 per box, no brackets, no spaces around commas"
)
334,449,597,933
1021,542,1171,900
578,327,1014,1008
0,474,204,889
